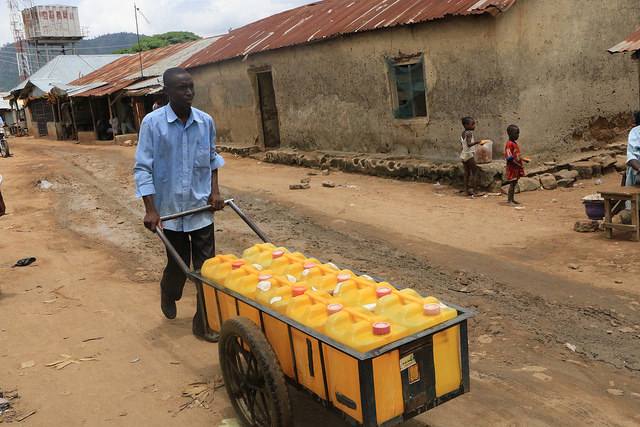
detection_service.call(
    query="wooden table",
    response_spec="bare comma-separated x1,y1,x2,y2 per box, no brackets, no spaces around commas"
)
600,186,640,241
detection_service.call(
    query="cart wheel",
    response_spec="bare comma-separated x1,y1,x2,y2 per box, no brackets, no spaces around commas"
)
219,317,292,427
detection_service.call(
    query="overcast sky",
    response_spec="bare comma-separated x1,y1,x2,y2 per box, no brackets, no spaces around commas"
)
0,0,316,49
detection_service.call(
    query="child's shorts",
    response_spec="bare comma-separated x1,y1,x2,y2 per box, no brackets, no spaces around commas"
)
460,152,474,162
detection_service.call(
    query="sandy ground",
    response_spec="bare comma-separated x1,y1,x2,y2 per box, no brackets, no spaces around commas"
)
1,136,640,426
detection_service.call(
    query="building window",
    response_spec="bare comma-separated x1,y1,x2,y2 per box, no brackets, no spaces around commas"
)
388,58,427,119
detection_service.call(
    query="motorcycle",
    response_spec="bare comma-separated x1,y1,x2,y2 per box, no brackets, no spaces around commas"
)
0,128,10,158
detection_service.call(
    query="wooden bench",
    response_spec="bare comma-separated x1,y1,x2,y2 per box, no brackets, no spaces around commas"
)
600,186,640,241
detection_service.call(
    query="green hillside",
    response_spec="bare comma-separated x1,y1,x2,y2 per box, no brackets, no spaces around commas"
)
0,32,142,92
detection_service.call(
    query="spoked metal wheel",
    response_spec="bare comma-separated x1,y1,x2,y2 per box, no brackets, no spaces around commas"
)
219,317,292,427
0,138,9,158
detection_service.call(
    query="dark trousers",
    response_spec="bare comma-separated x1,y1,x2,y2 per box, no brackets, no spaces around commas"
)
161,224,215,325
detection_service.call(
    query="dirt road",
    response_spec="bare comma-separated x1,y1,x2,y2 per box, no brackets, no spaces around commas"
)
1,137,639,426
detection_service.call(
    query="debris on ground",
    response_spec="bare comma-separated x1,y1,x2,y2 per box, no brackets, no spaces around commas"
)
176,377,225,414
300,177,311,183
46,354,98,370
12,257,36,268
289,183,310,190
322,181,335,188
0,389,20,422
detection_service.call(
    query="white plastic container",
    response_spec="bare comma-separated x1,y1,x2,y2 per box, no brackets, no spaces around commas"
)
474,139,493,163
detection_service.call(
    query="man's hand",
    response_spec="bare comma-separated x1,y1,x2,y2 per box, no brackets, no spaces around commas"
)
143,209,162,232
208,193,225,211
0,198,5,217
141,195,161,232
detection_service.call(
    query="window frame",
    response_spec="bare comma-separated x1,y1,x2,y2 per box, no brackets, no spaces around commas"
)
387,55,429,121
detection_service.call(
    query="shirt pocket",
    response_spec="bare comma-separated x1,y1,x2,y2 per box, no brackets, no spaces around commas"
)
194,142,210,169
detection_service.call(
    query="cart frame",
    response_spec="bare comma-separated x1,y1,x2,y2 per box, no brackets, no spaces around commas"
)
156,201,475,427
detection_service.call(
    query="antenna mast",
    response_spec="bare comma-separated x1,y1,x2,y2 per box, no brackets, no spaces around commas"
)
7,0,33,82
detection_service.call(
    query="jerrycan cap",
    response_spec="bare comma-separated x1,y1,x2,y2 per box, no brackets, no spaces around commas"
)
372,322,391,335
327,303,343,315
423,303,441,316
258,274,272,281
292,286,306,297
303,262,316,269
376,287,392,298
337,273,351,282
231,260,245,269
272,249,285,259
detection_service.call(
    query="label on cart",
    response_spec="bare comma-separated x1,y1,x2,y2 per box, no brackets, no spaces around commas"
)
408,364,420,384
400,353,416,370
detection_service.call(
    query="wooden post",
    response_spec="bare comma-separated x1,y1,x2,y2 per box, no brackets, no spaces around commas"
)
88,97,97,135
107,94,115,141
69,97,79,141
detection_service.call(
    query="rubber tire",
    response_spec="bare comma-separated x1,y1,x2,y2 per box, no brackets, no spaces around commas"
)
0,139,9,158
219,317,292,427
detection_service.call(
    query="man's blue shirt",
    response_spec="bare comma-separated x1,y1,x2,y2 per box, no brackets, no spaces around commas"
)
134,105,225,232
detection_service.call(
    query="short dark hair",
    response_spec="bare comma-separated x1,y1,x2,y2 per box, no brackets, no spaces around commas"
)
507,124,519,134
163,67,189,87
461,117,474,126
633,110,640,126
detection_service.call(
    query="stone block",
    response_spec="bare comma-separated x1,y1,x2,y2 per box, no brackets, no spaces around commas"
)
517,177,540,192
573,220,601,232
615,155,628,172
554,169,579,181
539,173,557,190
556,178,575,187
570,162,596,179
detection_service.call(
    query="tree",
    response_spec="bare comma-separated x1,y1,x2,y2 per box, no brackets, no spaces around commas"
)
112,31,201,54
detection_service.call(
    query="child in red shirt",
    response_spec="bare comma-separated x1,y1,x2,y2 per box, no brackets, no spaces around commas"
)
505,125,529,206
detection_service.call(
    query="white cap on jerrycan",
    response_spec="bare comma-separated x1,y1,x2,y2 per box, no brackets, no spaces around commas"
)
257,274,273,292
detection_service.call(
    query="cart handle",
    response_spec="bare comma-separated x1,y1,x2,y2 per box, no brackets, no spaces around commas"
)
156,199,273,276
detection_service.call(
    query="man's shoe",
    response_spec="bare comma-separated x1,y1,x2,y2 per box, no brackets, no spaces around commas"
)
161,292,176,319
193,316,219,342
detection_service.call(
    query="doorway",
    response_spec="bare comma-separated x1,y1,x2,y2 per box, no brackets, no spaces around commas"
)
256,71,281,149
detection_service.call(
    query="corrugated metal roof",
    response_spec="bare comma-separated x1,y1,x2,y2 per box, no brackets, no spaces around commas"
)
608,27,640,54
182,0,516,69
8,54,126,96
69,37,221,95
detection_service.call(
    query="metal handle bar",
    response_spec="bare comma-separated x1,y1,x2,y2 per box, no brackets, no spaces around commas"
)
156,199,273,276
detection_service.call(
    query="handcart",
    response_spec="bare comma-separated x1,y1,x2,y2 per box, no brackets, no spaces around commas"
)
156,201,476,427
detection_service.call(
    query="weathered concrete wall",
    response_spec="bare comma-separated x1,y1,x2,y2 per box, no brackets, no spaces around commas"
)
189,0,640,162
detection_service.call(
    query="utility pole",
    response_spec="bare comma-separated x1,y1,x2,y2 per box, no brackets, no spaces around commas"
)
134,3,144,78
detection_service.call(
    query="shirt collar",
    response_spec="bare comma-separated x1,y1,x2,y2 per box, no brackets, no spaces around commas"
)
165,104,203,126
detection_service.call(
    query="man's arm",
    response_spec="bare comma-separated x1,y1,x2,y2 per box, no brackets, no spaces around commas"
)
0,189,5,217
208,169,224,211
134,120,159,231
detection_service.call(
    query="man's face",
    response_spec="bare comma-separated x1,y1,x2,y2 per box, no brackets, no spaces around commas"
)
165,72,194,109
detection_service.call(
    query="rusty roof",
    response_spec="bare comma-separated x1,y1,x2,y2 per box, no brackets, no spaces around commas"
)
182,0,516,69
69,37,220,96
608,27,640,54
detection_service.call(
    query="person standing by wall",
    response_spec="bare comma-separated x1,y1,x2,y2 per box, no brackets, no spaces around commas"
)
625,110,640,188
134,67,225,342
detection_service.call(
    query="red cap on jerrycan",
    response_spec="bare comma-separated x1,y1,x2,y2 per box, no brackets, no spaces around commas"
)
292,286,306,297
272,249,285,259
372,322,391,335
376,287,392,298
231,260,245,269
327,303,343,315
423,303,441,316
